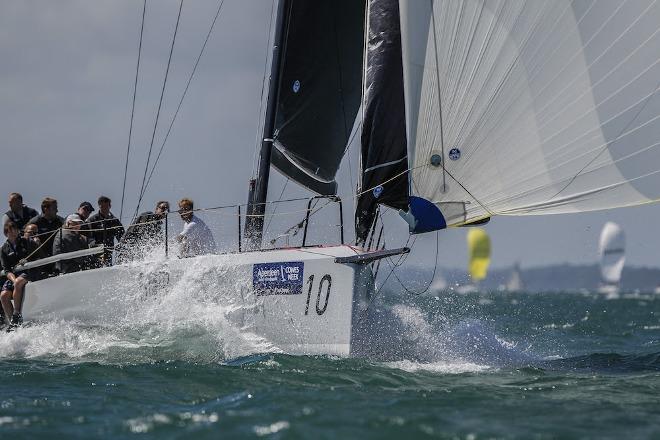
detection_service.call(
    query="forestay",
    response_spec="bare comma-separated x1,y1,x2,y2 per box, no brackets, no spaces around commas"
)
400,0,660,227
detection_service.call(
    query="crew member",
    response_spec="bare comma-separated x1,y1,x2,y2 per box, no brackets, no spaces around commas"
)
177,198,216,257
23,223,46,280
27,197,64,262
76,201,95,240
87,196,124,265
0,221,39,330
53,214,90,274
2,193,38,232
119,201,169,262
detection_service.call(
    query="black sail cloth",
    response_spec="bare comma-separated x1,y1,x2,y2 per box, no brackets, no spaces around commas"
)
270,0,365,195
355,0,409,244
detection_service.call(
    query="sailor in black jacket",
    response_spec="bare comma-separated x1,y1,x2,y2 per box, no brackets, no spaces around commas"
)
87,196,124,266
26,197,64,257
0,220,39,329
2,192,38,232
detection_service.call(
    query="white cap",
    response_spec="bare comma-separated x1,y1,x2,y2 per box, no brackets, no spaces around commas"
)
65,214,84,223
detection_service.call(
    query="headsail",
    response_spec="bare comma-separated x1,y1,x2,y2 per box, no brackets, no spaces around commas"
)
356,0,409,243
398,1,660,230
599,221,625,285
270,0,366,195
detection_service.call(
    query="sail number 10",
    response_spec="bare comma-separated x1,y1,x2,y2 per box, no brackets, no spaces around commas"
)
305,274,332,315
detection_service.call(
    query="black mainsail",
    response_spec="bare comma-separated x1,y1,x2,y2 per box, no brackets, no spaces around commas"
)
271,0,365,196
246,0,366,248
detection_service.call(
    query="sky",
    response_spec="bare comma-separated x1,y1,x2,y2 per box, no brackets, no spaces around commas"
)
0,0,659,271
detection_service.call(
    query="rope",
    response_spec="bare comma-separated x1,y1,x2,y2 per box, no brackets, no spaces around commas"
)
354,164,423,198
357,235,413,323
387,231,440,296
141,0,227,197
120,0,147,220
135,0,184,219
19,229,61,264
264,178,288,235
268,198,327,246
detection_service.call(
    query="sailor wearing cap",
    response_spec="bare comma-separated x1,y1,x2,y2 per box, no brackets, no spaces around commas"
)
52,214,90,274
76,201,95,240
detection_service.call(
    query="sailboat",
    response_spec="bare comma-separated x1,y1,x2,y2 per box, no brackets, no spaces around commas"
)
456,228,490,293
597,221,625,296
504,262,525,293
12,0,660,356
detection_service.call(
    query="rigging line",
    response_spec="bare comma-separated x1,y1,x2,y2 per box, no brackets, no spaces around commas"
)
269,198,332,246
252,0,276,178
354,165,418,198
120,0,147,220
264,177,288,235
387,231,439,296
141,0,227,198
357,235,413,323
431,161,494,217
134,0,184,219
18,229,61,263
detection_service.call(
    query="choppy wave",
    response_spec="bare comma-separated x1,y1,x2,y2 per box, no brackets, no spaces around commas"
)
1,268,659,380
2,286,660,438
545,351,660,373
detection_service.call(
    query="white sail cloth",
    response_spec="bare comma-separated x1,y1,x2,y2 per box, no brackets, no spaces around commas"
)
400,0,660,226
598,221,625,284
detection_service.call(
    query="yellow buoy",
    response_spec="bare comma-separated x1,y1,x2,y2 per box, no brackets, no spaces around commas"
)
467,228,491,281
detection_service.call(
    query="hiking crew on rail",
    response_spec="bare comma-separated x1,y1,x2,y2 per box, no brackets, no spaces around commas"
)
0,193,218,330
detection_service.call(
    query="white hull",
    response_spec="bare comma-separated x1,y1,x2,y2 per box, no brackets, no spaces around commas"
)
597,284,620,298
23,245,374,357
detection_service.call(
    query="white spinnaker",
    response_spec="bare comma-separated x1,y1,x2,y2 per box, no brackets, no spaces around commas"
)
598,221,625,284
400,0,660,226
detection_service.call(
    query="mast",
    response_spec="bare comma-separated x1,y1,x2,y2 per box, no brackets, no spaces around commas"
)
245,0,290,250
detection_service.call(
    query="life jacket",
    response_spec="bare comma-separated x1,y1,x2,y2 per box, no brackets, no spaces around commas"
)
4,206,38,231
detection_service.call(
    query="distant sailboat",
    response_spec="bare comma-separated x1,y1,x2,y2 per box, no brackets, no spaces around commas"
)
468,228,491,283
505,262,525,292
456,228,490,293
598,222,625,296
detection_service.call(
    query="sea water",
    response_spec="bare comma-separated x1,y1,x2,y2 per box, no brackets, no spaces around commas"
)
1,285,659,439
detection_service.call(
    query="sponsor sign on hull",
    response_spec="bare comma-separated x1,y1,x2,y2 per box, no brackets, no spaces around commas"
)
253,262,304,296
